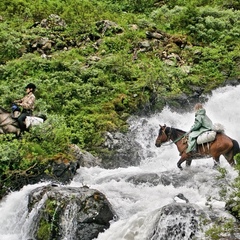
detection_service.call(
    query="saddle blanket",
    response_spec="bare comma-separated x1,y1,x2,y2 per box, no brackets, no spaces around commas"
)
197,131,216,144
25,116,44,128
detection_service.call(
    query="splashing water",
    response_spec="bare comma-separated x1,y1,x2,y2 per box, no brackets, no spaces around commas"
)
0,85,240,240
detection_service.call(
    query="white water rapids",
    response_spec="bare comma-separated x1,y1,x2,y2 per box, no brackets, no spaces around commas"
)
0,85,240,240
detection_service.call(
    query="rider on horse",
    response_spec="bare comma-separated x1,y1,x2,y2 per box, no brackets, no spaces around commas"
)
14,83,36,133
186,103,213,153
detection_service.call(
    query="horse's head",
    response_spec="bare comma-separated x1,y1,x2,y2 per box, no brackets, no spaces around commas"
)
155,124,170,147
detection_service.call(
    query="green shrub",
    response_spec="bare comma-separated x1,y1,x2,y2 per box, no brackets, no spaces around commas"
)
0,137,21,175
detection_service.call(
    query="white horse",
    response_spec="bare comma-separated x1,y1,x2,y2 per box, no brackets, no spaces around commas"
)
0,106,45,137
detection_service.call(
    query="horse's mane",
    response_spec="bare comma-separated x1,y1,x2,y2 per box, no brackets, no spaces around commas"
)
167,127,186,139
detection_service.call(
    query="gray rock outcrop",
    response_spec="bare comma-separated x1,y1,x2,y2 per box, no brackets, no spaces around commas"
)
27,185,117,240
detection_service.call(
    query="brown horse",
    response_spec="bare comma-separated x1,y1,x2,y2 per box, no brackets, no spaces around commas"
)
0,106,21,136
155,124,240,170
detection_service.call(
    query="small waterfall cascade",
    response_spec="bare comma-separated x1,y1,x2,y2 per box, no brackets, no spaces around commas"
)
0,183,48,240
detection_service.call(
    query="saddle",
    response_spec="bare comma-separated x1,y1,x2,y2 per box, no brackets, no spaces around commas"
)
11,104,21,119
11,110,21,119
197,131,216,145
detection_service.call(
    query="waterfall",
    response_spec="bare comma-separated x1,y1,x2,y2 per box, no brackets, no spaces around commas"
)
0,183,49,240
0,85,240,240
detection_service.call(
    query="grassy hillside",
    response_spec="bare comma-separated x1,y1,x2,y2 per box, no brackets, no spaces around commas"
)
0,0,239,199
1,0,239,148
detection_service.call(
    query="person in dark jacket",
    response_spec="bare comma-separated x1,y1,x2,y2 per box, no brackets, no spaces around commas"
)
14,83,36,133
186,103,213,153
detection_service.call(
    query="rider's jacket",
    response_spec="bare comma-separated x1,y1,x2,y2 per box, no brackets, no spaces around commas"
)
189,108,213,138
17,92,35,111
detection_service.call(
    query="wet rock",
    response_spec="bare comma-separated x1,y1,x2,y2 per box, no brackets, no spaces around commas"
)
160,174,172,186
52,160,78,183
101,131,143,168
70,144,102,168
173,193,189,203
126,173,161,185
149,203,208,240
44,143,102,184
27,185,117,240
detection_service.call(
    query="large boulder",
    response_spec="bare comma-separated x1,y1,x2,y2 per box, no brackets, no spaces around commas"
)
27,185,117,240
149,203,208,240
100,131,143,168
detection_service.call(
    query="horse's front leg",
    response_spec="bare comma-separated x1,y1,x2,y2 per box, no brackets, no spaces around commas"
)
177,157,187,170
213,156,220,168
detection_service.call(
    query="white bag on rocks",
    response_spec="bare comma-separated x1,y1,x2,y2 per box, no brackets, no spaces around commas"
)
197,131,216,144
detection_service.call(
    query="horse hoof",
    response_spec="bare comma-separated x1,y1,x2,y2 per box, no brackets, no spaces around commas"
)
178,166,183,171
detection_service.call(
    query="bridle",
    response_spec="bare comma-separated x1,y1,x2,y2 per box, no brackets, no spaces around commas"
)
156,126,172,146
158,126,187,146
162,126,172,142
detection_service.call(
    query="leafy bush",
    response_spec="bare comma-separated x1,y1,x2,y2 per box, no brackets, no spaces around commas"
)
0,115,72,197
0,137,21,176
150,5,240,45
100,0,155,13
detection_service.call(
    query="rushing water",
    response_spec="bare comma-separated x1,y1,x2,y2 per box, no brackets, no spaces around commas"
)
0,85,240,240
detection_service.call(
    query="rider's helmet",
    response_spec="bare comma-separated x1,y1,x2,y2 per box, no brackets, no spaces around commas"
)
25,83,36,92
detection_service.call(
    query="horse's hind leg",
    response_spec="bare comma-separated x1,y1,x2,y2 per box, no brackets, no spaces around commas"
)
225,140,240,166
186,159,192,167
223,153,236,166
15,129,22,139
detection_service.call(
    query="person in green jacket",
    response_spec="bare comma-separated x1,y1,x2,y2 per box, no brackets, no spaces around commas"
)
186,103,213,153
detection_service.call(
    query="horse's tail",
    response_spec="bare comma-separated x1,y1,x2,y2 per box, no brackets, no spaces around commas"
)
232,139,240,157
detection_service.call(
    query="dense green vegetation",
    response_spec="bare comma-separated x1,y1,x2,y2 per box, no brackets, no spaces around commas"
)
0,0,239,146
0,0,240,237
